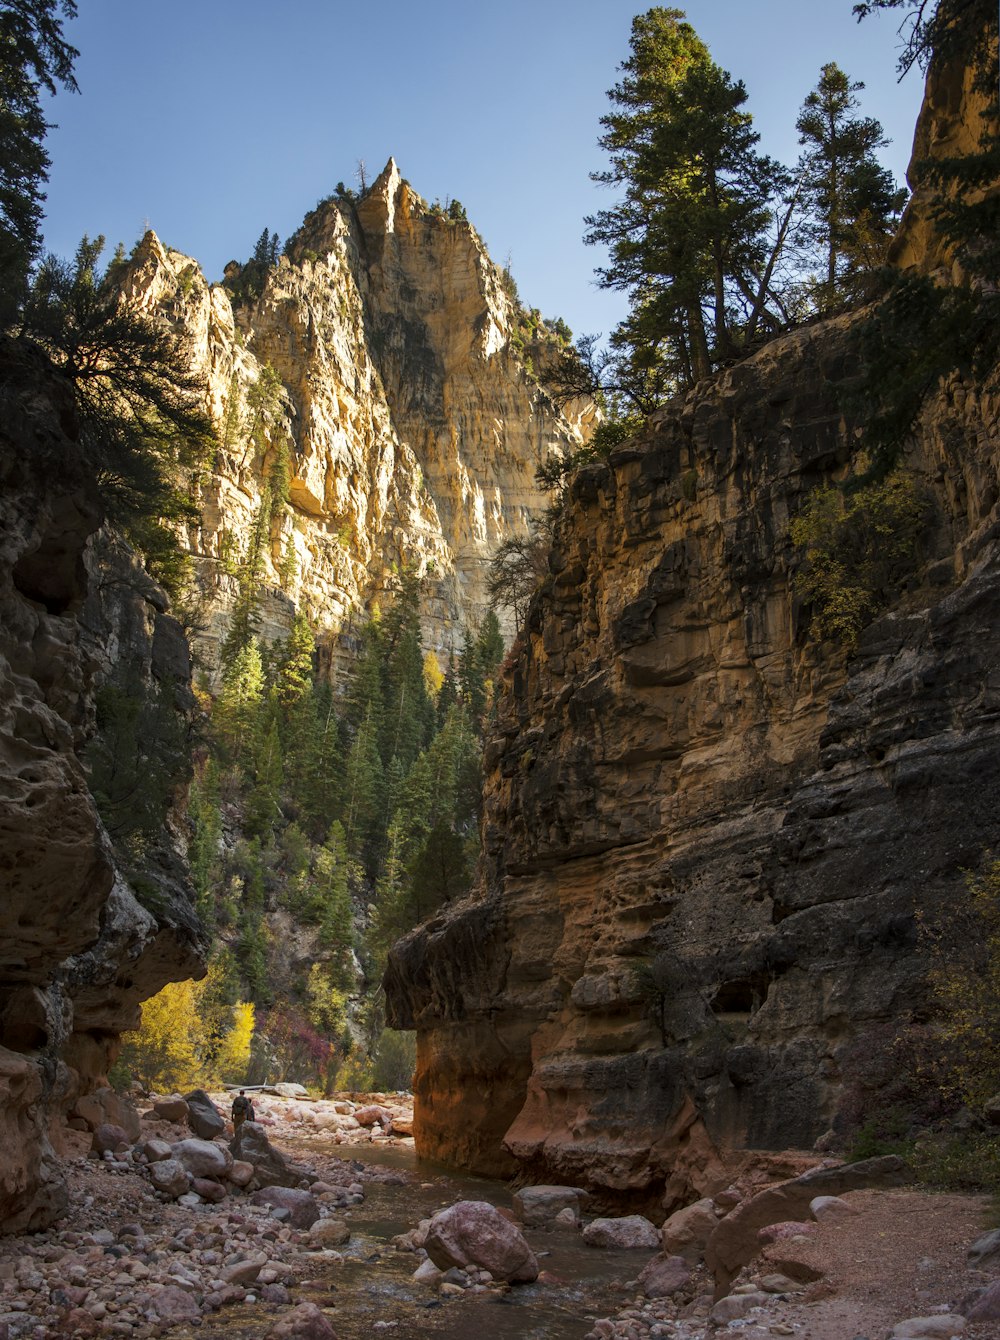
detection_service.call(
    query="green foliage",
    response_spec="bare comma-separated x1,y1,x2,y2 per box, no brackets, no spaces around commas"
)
225,227,281,306
795,62,906,308
790,468,929,646
0,0,78,327
486,530,550,633
587,8,789,388
194,574,490,1067
85,667,189,880
22,236,215,594
923,858,1000,1112
371,1029,416,1091
114,965,255,1092
849,0,999,475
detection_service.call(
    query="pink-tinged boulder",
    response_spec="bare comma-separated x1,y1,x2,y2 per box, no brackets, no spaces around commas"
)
141,1138,172,1163
513,1184,586,1228
309,1218,351,1246
638,1254,692,1298
191,1177,226,1203
264,1301,337,1338
90,1122,130,1155
710,1291,770,1324
222,1253,267,1286
890,1317,967,1338
353,1104,393,1129
390,1113,414,1136
144,1284,201,1324
151,1095,189,1123
809,1194,857,1225
148,1158,189,1198
965,1281,1000,1322
227,1159,254,1187
968,1228,1000,1270
583,1215,660,1250
660,1198,718,1261
72,1088,141,1140
425,1201,538,1283
250,1186,320,1229
171,1137,230,1178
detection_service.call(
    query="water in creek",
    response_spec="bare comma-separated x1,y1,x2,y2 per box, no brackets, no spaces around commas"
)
195,1140,647,1339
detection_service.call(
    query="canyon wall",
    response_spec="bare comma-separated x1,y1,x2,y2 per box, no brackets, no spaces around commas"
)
0,164,590,1230
0,342,205,1231
385,40,1000,1209
124,160,590,675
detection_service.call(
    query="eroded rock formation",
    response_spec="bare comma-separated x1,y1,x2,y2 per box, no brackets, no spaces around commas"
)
387,306,1000,1207
385,41,1000,1208
0,343,204,1231
125,160,591,672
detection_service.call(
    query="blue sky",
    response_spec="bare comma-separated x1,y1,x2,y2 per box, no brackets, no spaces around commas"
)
41,1,926,343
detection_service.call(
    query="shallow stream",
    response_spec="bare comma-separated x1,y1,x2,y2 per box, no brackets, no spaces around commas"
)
195,1140,649,1339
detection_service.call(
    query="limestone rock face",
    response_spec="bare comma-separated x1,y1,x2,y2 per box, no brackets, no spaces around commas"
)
385,303,1000,1202
125,159,590,673
0,343,204,1231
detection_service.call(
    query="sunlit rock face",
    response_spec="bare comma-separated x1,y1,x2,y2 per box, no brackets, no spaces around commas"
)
0,344,204,1232
124,159,591,675
387,306,1000,1207
385,45,1000,1208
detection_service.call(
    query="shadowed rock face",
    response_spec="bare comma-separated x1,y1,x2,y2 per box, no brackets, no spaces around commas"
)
385,27,1000,1210
0,343,205,1231
385,303,1000,1206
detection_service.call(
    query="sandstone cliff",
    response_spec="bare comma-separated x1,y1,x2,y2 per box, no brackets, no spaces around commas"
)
0,342,204,1231
124,160,591,673
384,43,1000,1208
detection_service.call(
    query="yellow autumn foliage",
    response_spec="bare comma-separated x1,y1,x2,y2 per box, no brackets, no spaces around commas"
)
115,969,255,1091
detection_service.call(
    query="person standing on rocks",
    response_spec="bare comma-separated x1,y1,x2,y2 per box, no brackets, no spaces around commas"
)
232,1089,254,1132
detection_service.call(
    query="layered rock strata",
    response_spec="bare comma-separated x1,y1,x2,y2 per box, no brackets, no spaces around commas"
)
0,343,204,1231
126,160,590,674
385,20,1000,1207
386,302,1000,1206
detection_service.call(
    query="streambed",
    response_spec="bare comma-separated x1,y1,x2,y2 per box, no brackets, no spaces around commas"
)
191,1140,651,1340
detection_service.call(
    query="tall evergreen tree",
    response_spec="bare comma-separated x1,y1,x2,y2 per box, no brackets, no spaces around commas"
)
796,62,905,307
0,0,77,326
586,7,787,386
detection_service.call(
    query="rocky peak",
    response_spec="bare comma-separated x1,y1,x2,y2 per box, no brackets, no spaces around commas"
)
127,165,590,676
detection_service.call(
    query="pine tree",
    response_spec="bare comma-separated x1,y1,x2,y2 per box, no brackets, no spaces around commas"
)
796,63,905,307
220,492,271,668
586,7,787,386
276,613,315,708
342,705,384,861
246,714,284,840
214,639,265,765
298,680,344,839
379,571,434,771
311,821,355,986
0,0,78,326
23,235,214,591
